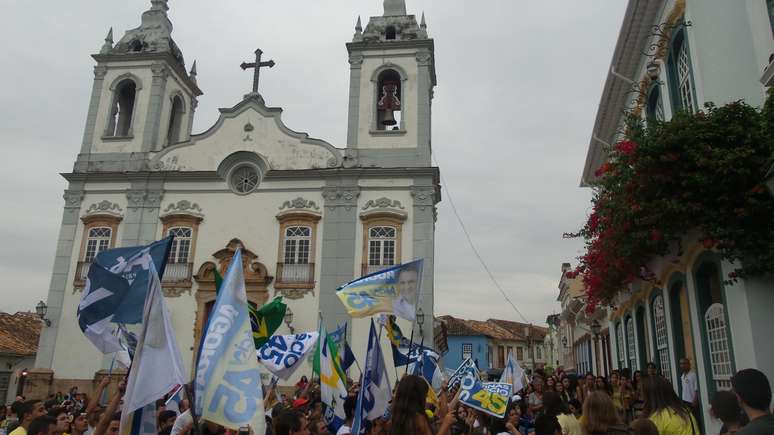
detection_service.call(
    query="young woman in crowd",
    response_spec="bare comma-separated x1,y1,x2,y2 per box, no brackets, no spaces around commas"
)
631,371,645,418
577,373,595,406
561,377,576,402
542,391,580,435
710,390,748,435
642,375,697,435
545,378,556,393
580,392,628,435
608,372,624,421
594,377,610,396
388,375,455,435
555,382,570,404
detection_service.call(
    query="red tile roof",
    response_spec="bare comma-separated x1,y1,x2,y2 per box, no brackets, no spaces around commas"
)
0,312,42,356
488,319,548,341
438,316,529,341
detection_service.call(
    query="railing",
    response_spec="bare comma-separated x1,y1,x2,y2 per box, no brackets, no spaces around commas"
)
361,264,392,276
162,262,194,284
75,261,92,283
276,263,315,286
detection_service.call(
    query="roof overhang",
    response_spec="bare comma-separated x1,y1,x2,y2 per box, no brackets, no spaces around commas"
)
581,0,667,187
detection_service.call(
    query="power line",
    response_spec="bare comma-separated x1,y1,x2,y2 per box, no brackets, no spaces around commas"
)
432,155,531,324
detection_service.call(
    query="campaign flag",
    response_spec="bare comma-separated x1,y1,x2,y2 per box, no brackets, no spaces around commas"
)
351,320,391,435
458,376,512,419
500,351,525,393
164,385,185,414
340,342,356,373
119,261,185,435
336,260,423,321
258,332,319,380
410,352,443,392
393,343,439,367
447,358,479,389
77,238,173,353
194,249,265,433
248,297,287,349
328,323,347,348
315,325,348,433
120,403,157,435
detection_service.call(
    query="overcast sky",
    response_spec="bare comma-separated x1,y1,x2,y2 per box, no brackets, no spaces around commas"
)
0,1,626,325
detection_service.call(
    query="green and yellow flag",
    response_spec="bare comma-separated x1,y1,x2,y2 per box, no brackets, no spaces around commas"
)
248,297,287,348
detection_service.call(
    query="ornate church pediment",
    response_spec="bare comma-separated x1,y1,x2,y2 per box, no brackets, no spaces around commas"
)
83,200,123,218
194,239,273,292
150,96,344,172
160,200,203,219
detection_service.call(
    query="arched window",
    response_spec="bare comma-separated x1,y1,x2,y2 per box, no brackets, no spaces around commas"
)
646,85,664,123
696,261,734,392
652,294,672,382
166,95,185,146
167,227,193,264
84,227,112,262
667,28,696,114
616,321,626,369
367,226,397,273
107,80,137,137
626,316,637,369
376,69,402,131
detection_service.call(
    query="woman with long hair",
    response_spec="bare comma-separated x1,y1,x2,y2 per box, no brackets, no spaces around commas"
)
555,382,571,404
631,371,645,418
389,375,455,435
542,391,580,435
581,392,627,435
642,376,698,435
577,373,595,405
594,376,610,396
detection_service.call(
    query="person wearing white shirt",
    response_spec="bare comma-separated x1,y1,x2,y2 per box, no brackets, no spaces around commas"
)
680,358,698,406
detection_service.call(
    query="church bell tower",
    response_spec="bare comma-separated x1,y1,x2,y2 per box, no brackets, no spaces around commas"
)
77,0,202,172
345,0,437,167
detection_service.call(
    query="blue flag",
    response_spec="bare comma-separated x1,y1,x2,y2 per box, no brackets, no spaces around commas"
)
77,238,172,353
336,260,424,321
340,342,356,373
328,323,347,347
352,320,391,435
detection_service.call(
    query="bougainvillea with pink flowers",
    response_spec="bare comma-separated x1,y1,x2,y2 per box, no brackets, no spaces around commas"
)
568,92,774,310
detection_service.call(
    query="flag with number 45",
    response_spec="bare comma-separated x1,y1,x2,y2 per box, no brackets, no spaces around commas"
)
458,375,512,419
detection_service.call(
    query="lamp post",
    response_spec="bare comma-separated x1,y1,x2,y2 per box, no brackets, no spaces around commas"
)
284,307,295,334
35,301,51,327
416,307,425,343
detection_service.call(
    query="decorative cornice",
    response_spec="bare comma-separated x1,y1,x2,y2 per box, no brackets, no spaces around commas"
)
416,49,433,66
84,200,123,217
274,287,314,300
279,197,320,211
162,287,190,298
93,66,108,79
63,190,85,208
161,200,203,218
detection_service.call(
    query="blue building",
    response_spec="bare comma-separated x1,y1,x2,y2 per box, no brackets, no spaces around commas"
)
439,315,547,378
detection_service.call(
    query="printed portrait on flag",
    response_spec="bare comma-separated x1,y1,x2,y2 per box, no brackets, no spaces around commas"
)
336,259,423,321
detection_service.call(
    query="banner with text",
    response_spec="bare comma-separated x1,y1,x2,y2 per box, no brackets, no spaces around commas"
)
458,377,512,419
258,332,319,380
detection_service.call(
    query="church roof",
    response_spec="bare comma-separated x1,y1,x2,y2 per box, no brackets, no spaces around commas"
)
0,312,41,357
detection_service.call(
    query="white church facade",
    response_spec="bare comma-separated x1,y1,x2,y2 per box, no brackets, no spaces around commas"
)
33,0,440,393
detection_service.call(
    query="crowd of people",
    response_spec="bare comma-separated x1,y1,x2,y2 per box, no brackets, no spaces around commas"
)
1,364,772,435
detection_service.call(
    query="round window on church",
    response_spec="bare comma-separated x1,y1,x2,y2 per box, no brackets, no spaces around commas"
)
229,164,261,194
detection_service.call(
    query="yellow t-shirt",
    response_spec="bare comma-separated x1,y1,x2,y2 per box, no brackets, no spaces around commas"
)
649,409,698,435
557,413,582,435
9,426,28,435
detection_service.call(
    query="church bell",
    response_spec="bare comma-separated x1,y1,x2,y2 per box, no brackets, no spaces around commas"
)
377,81,401,126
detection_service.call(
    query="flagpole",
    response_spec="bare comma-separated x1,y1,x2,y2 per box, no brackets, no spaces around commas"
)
404,324,415,375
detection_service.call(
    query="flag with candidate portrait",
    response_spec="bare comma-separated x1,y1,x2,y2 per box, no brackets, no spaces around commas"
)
77,237,172,353
336,260,423,321
194,249,265,433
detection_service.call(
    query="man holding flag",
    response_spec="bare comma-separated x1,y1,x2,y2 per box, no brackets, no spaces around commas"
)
194,249,265,434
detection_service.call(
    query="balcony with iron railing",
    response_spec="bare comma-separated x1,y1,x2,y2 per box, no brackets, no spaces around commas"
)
275,263,315,289
74,261,193,287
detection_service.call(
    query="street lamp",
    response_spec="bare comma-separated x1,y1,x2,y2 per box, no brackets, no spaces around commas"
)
35,301,51,327
562,336,568,348
590,320,602,338
416,308,425,341
284,307,295,334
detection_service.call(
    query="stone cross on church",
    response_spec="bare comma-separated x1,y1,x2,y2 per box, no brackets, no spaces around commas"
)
240,48,275,96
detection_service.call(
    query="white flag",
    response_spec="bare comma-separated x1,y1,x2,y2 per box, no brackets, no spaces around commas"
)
258,332,319,380
120,260,186,434
500,351,525,392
